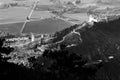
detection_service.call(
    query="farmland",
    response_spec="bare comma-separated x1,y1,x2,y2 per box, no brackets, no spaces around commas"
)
0,4,88,34
0,0,120,34
0,18,72,33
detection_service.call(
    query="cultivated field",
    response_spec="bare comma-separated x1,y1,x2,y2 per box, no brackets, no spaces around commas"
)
0,18,72,34
0,0,120,34
0,22,23,33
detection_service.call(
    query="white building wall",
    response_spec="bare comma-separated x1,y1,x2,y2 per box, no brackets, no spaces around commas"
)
88,15,98,23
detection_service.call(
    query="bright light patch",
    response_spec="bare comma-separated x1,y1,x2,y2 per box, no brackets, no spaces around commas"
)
108,56,114,59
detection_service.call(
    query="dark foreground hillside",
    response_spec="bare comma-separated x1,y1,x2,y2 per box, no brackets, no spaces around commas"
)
1,17,120,80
